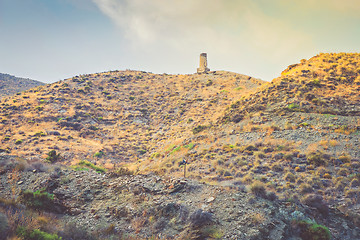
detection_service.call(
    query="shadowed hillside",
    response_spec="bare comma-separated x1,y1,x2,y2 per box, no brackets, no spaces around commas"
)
0,73,44,97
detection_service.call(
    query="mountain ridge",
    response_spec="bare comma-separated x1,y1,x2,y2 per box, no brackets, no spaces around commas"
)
0,73,45,97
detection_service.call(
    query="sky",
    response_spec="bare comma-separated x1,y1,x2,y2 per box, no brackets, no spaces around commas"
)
0,0,359,83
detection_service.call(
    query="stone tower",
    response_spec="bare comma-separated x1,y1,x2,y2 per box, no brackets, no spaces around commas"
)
197,53,210,73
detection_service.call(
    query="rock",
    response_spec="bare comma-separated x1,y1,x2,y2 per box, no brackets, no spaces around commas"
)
206,197,215,203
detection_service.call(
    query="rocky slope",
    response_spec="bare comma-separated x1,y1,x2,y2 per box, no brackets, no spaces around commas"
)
0,53,360,239
0,155,358,239
0,73,44,97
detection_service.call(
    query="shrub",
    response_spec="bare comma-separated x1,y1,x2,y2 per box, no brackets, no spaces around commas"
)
284,172,296,182
284,154,293,161
192,125,208,134
16,226,61,240
265,191,278,201
297,220,331,240
93,151,104,158
114,167,133,176
58,222,96,240
271,163,283,172
250,181,267,198
19,189,55,211
78,160,106,173
184,143,195,150
345,189,360,199
287,103,300,111
254,151,266,159
15,139,23,145
307,151,328,166
299,183,313,194
337,168,349,176
350,179,360,188
46,150,61,163
338,155,351,163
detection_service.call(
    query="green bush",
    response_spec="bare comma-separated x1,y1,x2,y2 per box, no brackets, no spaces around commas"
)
287,103,300,111
19,189,54,211
46,150,61,163
184,143,195,150
78,160,106,173
15,139,23,145
93,151,104,158
297,220,331,240
16,226,61,240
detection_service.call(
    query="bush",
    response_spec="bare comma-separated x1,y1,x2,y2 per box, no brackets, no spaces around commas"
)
271,163,283,172
287,103,300,111
46,150,61,163
297,220,331,240
284,172,296,182
19,189,55,211
114,167,133,176
93,151,104,158
16,226,61,240
299,183,313,194
78,160,106,173
250,181,267,198
337,168,349,176
192,125,208,134
307,151,328,166
58,222,96,240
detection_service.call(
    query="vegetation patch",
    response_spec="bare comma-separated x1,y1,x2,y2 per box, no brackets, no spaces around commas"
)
192,125,209,134
16,226,61,240
46,150,61,163
78,160,106,173
19,189,55,211
295,220,331,240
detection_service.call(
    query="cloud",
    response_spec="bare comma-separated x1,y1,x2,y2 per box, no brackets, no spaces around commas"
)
95,1,310,51
277,0,360,17
92,0,314,79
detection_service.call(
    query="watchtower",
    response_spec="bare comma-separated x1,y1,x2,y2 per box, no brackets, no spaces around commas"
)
197,53,210,74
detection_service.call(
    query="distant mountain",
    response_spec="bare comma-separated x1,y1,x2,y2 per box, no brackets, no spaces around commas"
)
0,73,45,97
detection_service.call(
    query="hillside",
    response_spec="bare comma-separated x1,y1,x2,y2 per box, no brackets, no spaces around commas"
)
0,73,44,97
0,70,263,167
0,53,360,239
224,53,360,122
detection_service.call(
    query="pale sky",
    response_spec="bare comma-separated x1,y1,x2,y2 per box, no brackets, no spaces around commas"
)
1,0,359,83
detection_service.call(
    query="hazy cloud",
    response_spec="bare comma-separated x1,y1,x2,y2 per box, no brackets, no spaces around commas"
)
92,0,313,79
277,0,360,17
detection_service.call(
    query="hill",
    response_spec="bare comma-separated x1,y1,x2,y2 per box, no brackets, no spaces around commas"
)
0,73,45,97
0,53,360,239
223,52,360,122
